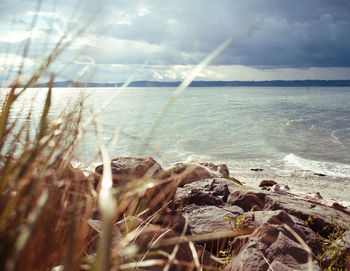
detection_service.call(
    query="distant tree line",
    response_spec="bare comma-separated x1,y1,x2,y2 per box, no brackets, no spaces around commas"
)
32,80,350,88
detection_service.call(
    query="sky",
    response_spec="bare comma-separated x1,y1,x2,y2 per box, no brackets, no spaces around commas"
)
1,0,350,84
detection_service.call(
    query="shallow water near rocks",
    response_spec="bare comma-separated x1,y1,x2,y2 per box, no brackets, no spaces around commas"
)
2,86,350,202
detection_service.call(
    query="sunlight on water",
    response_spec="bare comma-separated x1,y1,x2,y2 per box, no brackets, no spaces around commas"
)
2,86,350,201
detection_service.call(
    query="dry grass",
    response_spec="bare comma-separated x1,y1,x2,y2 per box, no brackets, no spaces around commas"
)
0,5,327,271
0,7,236,270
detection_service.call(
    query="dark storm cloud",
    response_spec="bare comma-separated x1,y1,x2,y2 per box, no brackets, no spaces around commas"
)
85,0,350,67
1,0,350,69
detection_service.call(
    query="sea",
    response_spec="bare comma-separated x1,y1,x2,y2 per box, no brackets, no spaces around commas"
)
1,86,350,203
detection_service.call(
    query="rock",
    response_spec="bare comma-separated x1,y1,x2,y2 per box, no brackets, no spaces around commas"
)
224,210,321,271
88,219,123,248
88,217,220,270
227,188,350,234
180,204,244,253
93,157,168,218
95,157,162,184
172,178,244,253
181,204,244,235
271,184,280,192
159,163,217,187
148,213,192,235
251,168,264,172
227,190,268,212
87,172,101,190
42,162,87,185
313,173,326,177
199,162,230,177
240,210,322,253
259,180,277,188
173,178,240,208
314,192,323,199
273,184,290,192
332,202,350,215
283,185,290,191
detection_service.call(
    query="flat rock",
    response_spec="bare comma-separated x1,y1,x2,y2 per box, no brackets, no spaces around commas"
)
180,204,244,235
173,178,244,234
180,204,244,254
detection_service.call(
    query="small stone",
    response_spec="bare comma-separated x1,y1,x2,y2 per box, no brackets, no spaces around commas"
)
259,180,277,188
282,185,290,191
313,173,326,177
314,192,323,199
271,184,280,192
251,168,264,172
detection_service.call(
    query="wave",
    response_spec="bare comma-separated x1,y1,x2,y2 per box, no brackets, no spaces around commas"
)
330,129,342,144
284,153,350,177
330,128,350,145
285,119,303,126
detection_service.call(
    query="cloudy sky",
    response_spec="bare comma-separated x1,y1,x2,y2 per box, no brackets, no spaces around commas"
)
1,0,350,84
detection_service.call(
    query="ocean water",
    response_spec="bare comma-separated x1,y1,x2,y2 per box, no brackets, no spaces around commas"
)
1,86,350,201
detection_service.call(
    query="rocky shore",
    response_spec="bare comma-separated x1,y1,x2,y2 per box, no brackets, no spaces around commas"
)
87,157,350,270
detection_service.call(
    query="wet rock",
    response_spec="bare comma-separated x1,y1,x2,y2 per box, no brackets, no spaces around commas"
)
224,210,321,271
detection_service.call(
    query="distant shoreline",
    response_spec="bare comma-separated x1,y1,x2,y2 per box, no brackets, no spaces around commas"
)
31,80,350,88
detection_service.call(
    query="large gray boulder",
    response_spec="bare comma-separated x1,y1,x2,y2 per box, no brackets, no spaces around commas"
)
173,178,244,253
224,210,321,271
227,187,350,234
173,178,242,208
159,163,218,187
95,157,162,184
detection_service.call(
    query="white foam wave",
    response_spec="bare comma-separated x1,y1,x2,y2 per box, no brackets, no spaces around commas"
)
285,119,308,127
330,129,342,144
284,153,350,177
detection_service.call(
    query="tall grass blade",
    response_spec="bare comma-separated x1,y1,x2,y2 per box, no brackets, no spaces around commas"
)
6,189,49,271
38,74,53,139
0,85,19,150
96,145,116,271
